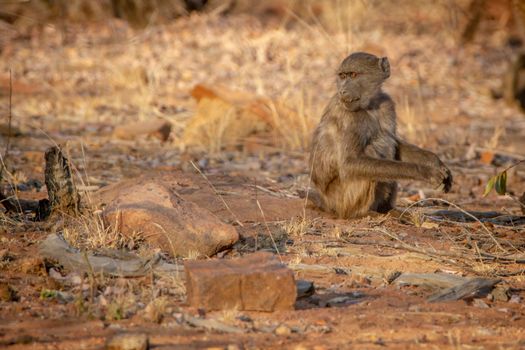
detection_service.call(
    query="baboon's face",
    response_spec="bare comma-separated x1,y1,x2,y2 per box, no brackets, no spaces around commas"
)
336,52,390,111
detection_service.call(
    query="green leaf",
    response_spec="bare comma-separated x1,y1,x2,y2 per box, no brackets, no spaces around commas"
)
483,175,497,197
494,171,507,195
40,289,57,299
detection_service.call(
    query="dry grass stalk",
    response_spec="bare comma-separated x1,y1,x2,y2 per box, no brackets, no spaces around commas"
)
255,197,283,262
281,216,310,237
61,208,144,251
190,160,243,227
400,198,506,252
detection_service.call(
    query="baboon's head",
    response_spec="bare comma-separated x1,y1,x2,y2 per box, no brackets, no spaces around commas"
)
336,52,390,111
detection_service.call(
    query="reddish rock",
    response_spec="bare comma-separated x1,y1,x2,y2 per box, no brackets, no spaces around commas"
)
185,252,296,311
99,177,239,258
185,84,304,152
113,119,171,141
95,170,304,235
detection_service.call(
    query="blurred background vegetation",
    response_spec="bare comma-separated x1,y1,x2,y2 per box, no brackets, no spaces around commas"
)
1,0,525,161
0,0,522,36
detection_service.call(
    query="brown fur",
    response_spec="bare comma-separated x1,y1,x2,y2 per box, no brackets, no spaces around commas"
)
309,52,452,218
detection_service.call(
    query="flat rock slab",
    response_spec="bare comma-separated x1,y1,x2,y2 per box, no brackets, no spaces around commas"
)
393,273,467,289
185,252,296,312
95,171,304,226
428,277,501,303
98,176,239,258
39,233,184,277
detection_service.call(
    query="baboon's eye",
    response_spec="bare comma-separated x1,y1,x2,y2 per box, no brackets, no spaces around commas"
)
349,72,358,78
338,72,346,79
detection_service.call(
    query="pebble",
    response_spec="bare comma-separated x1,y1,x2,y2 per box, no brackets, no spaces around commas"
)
275,324,292,336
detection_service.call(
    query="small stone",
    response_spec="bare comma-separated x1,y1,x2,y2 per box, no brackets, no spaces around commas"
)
185,252,296,311
106,333,148,350
293,345,309,350
510,295,521,304
320,296,351,308
296,280,315,299
275,324,292,336
68,273,82,286
472,298,490,308
408,305,421,312
237,315,252,323
48,268,63,280
307,323,332,334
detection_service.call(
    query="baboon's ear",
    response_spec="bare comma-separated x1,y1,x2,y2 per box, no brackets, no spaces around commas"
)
379,57,390,79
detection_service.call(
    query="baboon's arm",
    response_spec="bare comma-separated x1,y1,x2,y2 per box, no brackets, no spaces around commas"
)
396,140,453,192
310,152,338,193
342,157,444,185
396,141,442,167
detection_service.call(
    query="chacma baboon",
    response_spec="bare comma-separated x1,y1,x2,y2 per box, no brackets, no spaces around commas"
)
309,52,452,218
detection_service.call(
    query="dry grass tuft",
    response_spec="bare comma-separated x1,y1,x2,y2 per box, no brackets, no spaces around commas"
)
142,296,169,323
182,96,267,154
61,209,145,252
267,93,318,151
182,84,317,153
281,216,311,237
317,0,370,35
105,296,136,320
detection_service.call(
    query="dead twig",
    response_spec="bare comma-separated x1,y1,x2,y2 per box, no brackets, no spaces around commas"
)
343,232,473,268
344,229,525,277
401,198,506,252
245,184,297,199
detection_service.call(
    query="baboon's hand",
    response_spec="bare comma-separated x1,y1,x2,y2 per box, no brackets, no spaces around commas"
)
440,164,453,193
433,159,453,193
422,165,452,193
427,155,453,193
